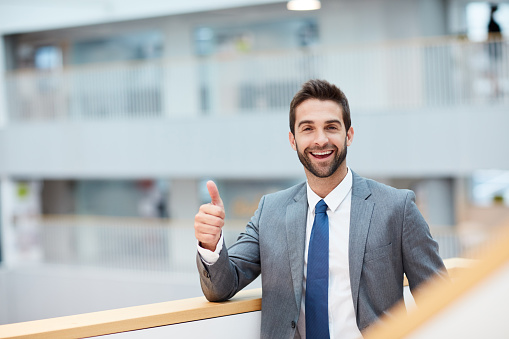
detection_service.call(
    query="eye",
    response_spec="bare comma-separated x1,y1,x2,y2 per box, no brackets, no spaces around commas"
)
327,125,338,130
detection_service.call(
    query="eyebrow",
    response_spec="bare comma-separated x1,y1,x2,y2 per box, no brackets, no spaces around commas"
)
298,119,342,127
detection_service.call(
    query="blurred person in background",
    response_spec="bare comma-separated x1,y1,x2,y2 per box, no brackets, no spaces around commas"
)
194,79,447,339
487,4,503,97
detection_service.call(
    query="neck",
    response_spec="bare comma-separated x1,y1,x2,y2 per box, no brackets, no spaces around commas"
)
306,164,348,198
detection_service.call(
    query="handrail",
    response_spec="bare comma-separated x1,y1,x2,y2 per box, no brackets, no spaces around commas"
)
0,258,469,338
363,220,509,339
0,288,262,339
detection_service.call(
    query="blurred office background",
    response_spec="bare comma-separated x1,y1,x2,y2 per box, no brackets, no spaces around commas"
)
0,0,508,326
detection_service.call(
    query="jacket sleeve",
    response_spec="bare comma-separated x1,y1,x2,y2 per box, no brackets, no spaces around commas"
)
401,190,449,294
197,196,265,302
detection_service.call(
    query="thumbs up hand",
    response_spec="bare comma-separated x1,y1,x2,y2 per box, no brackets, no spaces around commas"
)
194,181,225,251
207,180,224,208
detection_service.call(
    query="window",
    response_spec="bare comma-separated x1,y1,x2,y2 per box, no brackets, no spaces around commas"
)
472,170,509,206
466,2,509,41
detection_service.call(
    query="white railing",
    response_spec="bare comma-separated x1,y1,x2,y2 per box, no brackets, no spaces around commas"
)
8,215,493,271
5,62,164,121
4,37,509,122
430,226,491,260
9,216,247,272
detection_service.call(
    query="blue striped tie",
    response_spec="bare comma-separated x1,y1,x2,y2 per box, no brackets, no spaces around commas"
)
306,199,329,339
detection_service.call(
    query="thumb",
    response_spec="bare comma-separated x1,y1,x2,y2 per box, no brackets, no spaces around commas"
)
207,180,223,207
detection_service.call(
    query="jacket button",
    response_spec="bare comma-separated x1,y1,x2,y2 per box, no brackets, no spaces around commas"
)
291,321,296,328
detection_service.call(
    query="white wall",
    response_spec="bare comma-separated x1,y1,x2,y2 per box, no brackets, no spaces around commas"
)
408,260,509,339
350,105,509,177
100,311,261,339
0,105,507,179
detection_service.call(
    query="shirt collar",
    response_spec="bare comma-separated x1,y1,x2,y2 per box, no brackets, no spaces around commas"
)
306,167,353,213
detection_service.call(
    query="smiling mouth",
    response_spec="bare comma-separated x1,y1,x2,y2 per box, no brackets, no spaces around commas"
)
310,150,333,159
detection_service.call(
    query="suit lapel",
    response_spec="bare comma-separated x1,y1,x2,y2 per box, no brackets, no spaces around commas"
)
349,172,374,316
285,183,308,309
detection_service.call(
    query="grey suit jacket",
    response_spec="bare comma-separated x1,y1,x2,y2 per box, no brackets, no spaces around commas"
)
197,171,447,338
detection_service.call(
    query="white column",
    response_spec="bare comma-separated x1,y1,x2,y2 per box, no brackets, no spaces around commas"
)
167,179,201,270
0,35,6,266
0,35,7,127
0,178,15,267
417,178,456,227
168,179,201,220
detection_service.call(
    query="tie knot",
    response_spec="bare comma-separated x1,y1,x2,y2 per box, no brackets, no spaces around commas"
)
315,199,328,214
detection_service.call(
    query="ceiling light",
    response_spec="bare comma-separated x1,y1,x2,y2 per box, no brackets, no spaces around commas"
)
287,0,321,11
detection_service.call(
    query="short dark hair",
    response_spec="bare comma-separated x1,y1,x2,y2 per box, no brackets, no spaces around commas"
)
289,79,351,135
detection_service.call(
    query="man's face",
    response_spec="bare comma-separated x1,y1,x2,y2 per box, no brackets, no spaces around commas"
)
289,99,354,179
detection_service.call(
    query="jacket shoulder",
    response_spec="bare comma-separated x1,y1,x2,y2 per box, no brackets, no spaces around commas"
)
353,171,412,202
262,181,306,205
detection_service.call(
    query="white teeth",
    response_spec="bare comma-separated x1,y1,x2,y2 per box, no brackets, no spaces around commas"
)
312,151,332,156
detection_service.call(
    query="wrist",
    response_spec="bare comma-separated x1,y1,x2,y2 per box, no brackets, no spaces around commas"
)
199,241,217,252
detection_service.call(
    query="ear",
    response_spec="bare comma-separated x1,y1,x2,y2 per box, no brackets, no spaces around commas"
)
346,127,354,146
289,131,297,151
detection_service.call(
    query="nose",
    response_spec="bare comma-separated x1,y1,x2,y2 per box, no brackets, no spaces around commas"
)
314,129,329,146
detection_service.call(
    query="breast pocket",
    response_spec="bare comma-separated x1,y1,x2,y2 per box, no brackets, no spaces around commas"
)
363,243,392,263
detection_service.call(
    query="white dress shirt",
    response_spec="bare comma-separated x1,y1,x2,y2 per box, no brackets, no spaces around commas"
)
198,169,362,338
197,233,223,264
297,168,362,339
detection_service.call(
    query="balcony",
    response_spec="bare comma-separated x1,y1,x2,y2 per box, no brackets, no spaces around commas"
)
4,37,508,122
1,37,508,179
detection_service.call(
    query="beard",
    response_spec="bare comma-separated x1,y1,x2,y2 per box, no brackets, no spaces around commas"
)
295,138,347,178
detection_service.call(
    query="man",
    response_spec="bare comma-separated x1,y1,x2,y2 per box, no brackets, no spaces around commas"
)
194,79,447,338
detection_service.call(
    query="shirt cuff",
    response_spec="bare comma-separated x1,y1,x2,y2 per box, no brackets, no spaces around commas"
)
197,233,223,265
